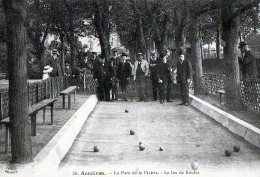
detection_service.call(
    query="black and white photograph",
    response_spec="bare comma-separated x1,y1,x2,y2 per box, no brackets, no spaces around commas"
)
0,0,259,177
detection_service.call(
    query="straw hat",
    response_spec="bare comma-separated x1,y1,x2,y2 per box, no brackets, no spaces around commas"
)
43,65,53,73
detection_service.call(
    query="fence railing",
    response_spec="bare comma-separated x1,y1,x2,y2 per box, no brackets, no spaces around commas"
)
0,77,66,122
200,73,259,113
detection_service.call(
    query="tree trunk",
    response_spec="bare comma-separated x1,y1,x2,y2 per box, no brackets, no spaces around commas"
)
207,43,210,59
60,33,65,75
221,1,243,110
3,0,32,163
175,27,185,53
69,12,76,68
137,13,146,55
216,26,221,60
200,42,204,60
94,0,111,60
190,17,204,95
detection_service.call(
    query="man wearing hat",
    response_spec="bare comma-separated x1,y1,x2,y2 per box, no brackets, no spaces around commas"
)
238,41,258,79
156,52,170,104
149,51,159,101
93,55,112,101
176,50,193,106
45,49,62,77
117,53,132,101
164,49,174,102
42,65,53,80
110,50,120,100
133,52,149,101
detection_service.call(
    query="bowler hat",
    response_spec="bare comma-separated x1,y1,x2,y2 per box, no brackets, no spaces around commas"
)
159,52,166,58
137,52,143,56
178,49,184,55
239,41,248,49
121,53,128,57
52,49,58,54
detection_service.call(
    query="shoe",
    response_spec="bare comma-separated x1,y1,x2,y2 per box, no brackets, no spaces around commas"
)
153,98,157,101
160,100,164,104
137,99,143,102
144,100,148,102
167,100,172,102
179,102,185,105
185,103,189,106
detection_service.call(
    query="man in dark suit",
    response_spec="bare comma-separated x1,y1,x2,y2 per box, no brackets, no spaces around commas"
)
110,51,120,100
156,52,169,104
149,51,159,101
117,53,132,101
238,41,258,79
93,55,112,101
164,49,174,102
45,49,62,77
177,50,193,106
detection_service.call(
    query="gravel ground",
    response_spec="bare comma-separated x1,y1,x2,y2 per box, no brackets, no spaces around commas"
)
0,93,90,163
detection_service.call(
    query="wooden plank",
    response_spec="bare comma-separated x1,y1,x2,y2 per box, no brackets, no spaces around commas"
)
0,117,10,124
60,86,77,95
29,98,57,114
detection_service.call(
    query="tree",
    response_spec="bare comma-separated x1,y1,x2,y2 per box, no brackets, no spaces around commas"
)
2,0,32,163
26,0,53,71
92,0,112,59
221,0,259,110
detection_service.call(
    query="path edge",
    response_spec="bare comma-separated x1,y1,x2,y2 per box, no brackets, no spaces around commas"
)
14,94,98,177
190,94,260,149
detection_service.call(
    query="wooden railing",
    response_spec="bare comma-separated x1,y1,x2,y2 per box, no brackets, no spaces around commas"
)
0,77,66,122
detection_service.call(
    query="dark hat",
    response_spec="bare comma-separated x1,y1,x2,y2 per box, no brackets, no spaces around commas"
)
159,52,166,58
239,41,248,49
52,49,58,54
121,53,128,57
178,49,184,56
65,63,70,66
92,52,97,55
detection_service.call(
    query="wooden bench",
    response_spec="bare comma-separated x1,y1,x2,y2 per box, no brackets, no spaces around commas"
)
217,89,225,105
60,86,77,109
0,98,57,154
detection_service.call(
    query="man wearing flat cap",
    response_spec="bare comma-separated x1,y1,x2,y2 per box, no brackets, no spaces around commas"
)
238,41,258,79
133,52,149,101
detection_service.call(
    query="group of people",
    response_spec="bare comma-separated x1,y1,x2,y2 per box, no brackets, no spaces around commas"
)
84,49,193,106
147,49,193,105
39,40,258,106
91,51,132,102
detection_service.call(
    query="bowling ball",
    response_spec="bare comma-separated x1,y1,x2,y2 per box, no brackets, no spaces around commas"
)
139,145,145,151
130,130,135,135
233,146,240,152
191,160,199,170
94,146,99,152
225,150,231,157
159,147,164,151
125,109,129,113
